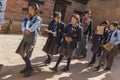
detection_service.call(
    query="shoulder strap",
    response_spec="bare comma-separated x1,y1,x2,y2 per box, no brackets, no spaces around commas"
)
114,30,118,37
30,16,41,35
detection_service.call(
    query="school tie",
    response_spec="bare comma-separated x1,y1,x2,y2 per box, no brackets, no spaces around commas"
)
54,23,57,32
106,31,113,42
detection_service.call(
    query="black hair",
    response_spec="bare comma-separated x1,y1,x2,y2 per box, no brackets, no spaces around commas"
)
83,10,91,15
110,21,119,27
100,20,109,25
72,13,80,22
29,3,39,13
53,11,62,18
110,21,119,37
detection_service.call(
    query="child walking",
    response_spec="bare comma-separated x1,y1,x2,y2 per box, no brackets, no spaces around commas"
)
95,21,120,71
49,14,82,72
43,12,65,65
16,3,42,77
88,20,109,66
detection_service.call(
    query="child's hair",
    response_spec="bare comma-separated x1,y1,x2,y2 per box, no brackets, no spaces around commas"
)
53,11,62,18
110,21,119,27
100,20,109,25
110,21,119,37
83,10,91,16
72,13,80,22
29,3,39,13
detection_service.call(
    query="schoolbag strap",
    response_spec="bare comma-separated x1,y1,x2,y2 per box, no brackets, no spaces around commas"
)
29,16,41,35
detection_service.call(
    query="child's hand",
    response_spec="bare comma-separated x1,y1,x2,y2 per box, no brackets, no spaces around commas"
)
68,37,72,42
27,14,32,20
25,29,31,35
65,37,69,42
45,28,52,33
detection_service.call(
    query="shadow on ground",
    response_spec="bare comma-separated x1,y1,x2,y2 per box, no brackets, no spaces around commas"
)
0,55,113,80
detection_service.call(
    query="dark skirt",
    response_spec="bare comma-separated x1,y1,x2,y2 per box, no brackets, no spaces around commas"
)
59,45,74,58
91,42,101,54
16,40,35,58
43,36,59,55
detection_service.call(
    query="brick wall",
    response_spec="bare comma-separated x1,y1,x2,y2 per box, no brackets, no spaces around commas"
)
2,0,86,34
87,0,120,27
65,0,86,24
5,0,27,21
39,0,54,24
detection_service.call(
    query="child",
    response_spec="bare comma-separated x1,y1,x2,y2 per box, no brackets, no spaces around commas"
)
88,20,109,66
16,3,42,77
49,14,82,72
95,21,120,71
43,12,65,65
74,10,93,59
117,23,120,56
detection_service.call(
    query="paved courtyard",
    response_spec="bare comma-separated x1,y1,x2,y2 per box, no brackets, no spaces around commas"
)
0,34,120,80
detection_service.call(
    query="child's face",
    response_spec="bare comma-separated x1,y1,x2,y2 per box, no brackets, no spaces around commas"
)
84,13,90,19
28,6,36,16
54,16,61,23
71,17,78,25
109,24,116,30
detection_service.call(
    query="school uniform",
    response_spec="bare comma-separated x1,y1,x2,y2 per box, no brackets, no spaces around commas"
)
79,18,93,58
89,28,109,65
73,23,83,58
49,23,82,72
59,23,82,58
117,29,120,50
43,20,65,55
16,15,42,76
96,29,120,71
16,15,42,57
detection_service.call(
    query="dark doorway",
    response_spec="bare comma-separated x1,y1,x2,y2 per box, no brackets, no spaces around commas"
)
54,0,71,21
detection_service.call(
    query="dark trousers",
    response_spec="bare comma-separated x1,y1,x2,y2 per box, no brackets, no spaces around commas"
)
22,57,32,70
90,47,103,64
107,47,117,69
54,54,71,69
98,47,117,69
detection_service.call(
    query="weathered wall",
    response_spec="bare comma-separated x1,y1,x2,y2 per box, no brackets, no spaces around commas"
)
2,0,86,33
87,0,120,27
65,0,86,24
5,0,27,21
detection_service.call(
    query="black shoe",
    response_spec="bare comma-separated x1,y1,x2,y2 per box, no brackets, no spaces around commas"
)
104,67,111,71
19,68,26,74
62,67,69,72
44,59,48,63
94,66,100,71
83,53,87,58
49,67,57,72
23,68,33,77
0,64,3,71
44,59,51,65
